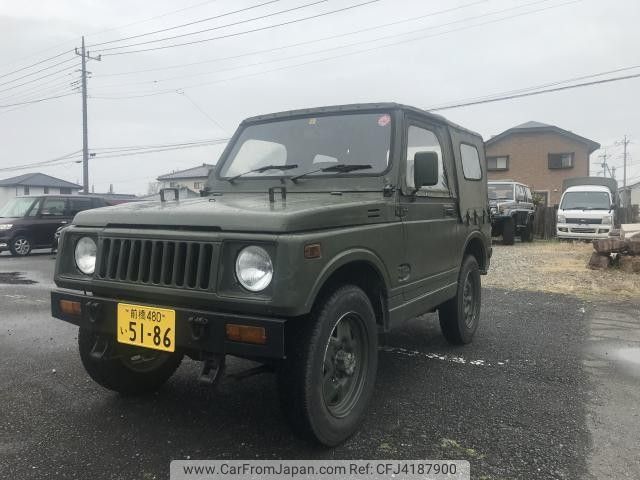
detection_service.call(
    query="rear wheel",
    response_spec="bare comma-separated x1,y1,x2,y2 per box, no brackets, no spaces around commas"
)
10,235,31,256
438,255,481,345
277,285,378,446
78,328,183,395
502,218,515,245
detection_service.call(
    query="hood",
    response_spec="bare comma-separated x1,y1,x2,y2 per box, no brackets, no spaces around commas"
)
73,192,392,233
558,208,612,217
0,217,18,223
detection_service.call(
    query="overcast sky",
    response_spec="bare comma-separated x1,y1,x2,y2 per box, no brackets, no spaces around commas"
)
0,0,639,194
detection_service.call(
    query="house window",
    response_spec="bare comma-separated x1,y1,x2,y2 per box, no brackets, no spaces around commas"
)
548,153,574,169
487,156,509,171
193,182,203,190
43,187,50,194
169,182,178,188
23,186,30,195
60,187,72,194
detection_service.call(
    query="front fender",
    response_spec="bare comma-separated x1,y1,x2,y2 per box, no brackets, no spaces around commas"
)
303,248,392,313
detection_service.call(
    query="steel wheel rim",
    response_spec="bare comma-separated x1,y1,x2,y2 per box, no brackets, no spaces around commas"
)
14,238,29,255
462,271,478,328
322,311,368,418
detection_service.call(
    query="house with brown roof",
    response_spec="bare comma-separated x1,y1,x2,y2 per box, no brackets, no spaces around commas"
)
485,121,600,205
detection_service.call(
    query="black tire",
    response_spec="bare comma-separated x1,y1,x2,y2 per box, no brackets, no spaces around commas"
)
438,255,481,345
78,328,183,395
9,235,32,256
277,285,378,447
521,219,534,242
502,217,515,245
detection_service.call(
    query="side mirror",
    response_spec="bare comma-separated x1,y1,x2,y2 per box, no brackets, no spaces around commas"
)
610,203,617,211
413,151,439,191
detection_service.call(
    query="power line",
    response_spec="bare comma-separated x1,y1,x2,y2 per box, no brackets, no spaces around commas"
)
96,0,382,56
92,0,489,79
0,56,77,88
428,72,640,111
175,91,227,132
87,0,283,47
0,92,77,109
427,63,640,109
0,50,74,81
90,0,580,99
0,63,79,94
0,150,83,173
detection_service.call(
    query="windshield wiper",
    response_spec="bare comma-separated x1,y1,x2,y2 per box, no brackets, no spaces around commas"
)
291,163,372,182
227,164,298,183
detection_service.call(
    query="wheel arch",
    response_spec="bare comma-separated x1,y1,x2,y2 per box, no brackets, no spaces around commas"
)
462,232,489,274
305,249,391,329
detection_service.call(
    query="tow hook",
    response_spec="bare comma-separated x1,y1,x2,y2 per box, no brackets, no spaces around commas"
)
198,353,225,386
188,315,209,341
89,336,110,360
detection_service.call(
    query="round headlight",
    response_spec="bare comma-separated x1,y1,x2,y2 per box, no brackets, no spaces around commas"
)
235,246,273,292
75,237,97,274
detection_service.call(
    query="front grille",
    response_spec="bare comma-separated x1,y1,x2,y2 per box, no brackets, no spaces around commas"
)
570,227,596,233
566,218,602,225
96,238,216,290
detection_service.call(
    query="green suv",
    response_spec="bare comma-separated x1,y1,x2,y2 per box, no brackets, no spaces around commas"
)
51,103,491,446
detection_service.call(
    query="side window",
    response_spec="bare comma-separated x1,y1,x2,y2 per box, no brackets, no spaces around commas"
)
525,187,533,203
460,143,482,180
27,199,41,217
406,125,449,195
41,198,66,216
515,185,526,202
68,198,93,216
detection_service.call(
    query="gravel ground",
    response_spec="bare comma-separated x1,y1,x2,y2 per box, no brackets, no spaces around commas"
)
484,240,640,300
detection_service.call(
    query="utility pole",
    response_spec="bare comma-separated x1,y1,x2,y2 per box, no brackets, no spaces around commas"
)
622,135,630,207
598,151,609,177
75,37,100,193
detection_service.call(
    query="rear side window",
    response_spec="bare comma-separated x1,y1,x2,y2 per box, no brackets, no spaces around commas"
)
41,198,66,216
69,198,93,216
460,143,482,180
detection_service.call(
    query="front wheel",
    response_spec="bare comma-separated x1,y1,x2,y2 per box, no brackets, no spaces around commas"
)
277,285,378,446
10,235,31,256
521,218,534,242
502,218,515,245
78,328,183,395
438,255,481,345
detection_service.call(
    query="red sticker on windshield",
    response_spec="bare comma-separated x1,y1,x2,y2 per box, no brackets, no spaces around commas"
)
377,114,391,126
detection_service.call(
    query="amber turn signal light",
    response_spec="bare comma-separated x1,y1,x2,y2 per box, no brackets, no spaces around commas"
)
225,324,267,345
304,243,321,259
60,299,82,316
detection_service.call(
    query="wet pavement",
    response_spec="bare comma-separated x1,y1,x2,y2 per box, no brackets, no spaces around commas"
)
1,253,639,479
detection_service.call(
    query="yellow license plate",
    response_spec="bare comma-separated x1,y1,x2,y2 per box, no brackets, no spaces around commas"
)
117,303,176,352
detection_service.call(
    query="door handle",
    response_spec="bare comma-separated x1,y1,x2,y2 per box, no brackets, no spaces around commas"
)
443,205,456,217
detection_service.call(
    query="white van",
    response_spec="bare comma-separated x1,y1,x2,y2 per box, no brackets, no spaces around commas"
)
557,185,615,240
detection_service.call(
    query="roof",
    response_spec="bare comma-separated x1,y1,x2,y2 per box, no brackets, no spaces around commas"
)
242,102,483,139
486,121,600,153
157,163,214,181
565,185,611,192
0,172,82,189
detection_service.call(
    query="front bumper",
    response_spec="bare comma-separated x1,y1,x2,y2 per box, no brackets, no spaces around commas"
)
557,224,611,240
51,290,287,359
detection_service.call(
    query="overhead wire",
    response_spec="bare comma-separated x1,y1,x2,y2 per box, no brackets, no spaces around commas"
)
87,0,284,47
95,0,382,56
91,0,490,79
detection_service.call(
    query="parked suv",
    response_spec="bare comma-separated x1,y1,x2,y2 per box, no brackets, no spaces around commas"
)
488,180,535,244
0,195,110,256
51,103,491,446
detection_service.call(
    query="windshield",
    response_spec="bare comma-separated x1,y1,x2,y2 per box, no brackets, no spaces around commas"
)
217,112,392,180
560,191,611,210
0,197,38,217
488,184,514,200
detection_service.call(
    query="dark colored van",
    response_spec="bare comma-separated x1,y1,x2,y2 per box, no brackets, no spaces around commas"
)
0,195,110,256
